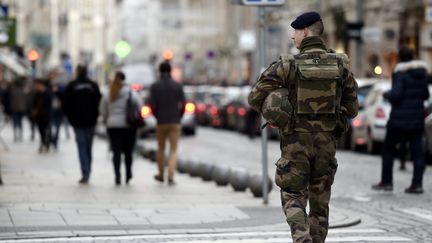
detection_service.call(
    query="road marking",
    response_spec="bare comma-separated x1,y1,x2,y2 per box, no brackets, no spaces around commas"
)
0,229,413,242
395,207,432,221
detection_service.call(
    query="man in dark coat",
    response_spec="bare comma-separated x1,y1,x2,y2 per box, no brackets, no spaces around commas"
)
372,46,430,194
63,65,101,184
149,62,185,185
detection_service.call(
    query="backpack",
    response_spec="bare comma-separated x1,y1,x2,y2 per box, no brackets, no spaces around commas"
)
281,51,346,133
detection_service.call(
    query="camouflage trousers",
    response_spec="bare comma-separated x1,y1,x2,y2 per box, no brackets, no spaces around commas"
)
275,132,338,243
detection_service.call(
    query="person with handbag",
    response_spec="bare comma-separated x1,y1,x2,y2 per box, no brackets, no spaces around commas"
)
100,71,142,185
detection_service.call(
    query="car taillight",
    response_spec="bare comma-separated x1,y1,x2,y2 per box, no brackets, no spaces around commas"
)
227,105,235,114
141,105,152,118
185,102,195,113
375,106,386,119
237,107,247,116
197,103,206,112
210,106,218,116
130,83,143,91
352,118,362,127
356,138,366,145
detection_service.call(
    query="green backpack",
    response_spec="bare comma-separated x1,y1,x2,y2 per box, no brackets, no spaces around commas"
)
281,51,345,133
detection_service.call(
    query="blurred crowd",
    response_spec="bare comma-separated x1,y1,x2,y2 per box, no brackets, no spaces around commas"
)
0,70,71,153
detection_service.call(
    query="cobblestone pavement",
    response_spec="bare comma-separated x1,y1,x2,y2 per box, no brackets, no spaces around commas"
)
0,125,431,242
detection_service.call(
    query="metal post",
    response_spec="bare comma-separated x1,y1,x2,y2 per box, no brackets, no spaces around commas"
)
355,0,363,76
258,6,269,205
31,61,36,81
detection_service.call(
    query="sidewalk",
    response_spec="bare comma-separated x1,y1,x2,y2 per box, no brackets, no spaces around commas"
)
0,124,360,241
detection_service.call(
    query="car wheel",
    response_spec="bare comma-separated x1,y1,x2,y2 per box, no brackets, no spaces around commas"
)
183,128,196,136
350,136,365,152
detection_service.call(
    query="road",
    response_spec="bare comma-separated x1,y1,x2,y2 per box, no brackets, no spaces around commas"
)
141,127,432,242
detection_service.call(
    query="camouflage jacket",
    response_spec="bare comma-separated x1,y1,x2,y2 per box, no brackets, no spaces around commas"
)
248,36,359,132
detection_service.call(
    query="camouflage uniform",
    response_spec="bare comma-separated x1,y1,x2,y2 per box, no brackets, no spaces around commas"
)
248,36,358,243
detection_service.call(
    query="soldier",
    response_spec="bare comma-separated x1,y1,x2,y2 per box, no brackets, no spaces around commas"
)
248,12,358,243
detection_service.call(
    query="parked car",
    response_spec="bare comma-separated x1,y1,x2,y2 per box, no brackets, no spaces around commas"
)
352,81,391,153
122,63,156,91
337,78,378,150
353,81,432,154
208,86,242,129
193,86,226,127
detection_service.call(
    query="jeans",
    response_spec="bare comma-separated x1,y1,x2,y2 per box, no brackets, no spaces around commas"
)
107,128,137,180
73,127,95,179
381,129,425,186
37,121,50,149
11,112,24,141
50,110,64,149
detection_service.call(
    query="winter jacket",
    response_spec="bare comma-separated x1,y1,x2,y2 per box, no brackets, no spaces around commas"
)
99,85,142,128
31,86,52,124
384,60,430,130
149,74,185,125
9,83,28,113
63,77,101,128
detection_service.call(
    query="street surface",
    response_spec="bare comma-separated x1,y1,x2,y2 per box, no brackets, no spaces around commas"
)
0,125,432,242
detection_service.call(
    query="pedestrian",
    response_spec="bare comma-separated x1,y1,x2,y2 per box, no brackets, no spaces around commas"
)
372,46,429,194
8,77,29,142
62,65,101,184
100,71,142,185
397,141,408,171
150,62,185,185
50,81,67,151
248,11,358,243
30,79,52,153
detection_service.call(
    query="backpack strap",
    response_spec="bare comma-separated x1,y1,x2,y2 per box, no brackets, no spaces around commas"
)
280,55,295,88
279,55,296,133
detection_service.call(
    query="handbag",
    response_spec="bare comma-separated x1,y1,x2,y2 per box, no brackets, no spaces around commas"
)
126,90,146,128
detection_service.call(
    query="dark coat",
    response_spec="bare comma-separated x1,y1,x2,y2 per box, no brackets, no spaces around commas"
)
31,83,52,124
149,74,185,125
384,60,430,130
62,77,101,128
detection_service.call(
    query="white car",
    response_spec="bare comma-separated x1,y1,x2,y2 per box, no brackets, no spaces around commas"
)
353,81,392,153
337,78,378,150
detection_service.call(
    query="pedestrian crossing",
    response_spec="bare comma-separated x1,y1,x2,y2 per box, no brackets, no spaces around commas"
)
0,228,414,243
394,207,432,221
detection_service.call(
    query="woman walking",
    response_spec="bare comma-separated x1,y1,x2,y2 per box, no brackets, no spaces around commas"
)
100,71,142,185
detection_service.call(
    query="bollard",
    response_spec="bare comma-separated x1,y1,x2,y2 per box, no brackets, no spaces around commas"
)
212,164,231,186
248,173,273,197
198,162,214,181
229,168,250,192
177,158,189,174
148,149,157,162
137,145,149,159
187,161,201,177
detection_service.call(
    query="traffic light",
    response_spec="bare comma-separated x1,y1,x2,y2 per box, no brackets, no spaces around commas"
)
162,49,173,61
27,49,39,80
114,40,131,59
27,49,39,62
